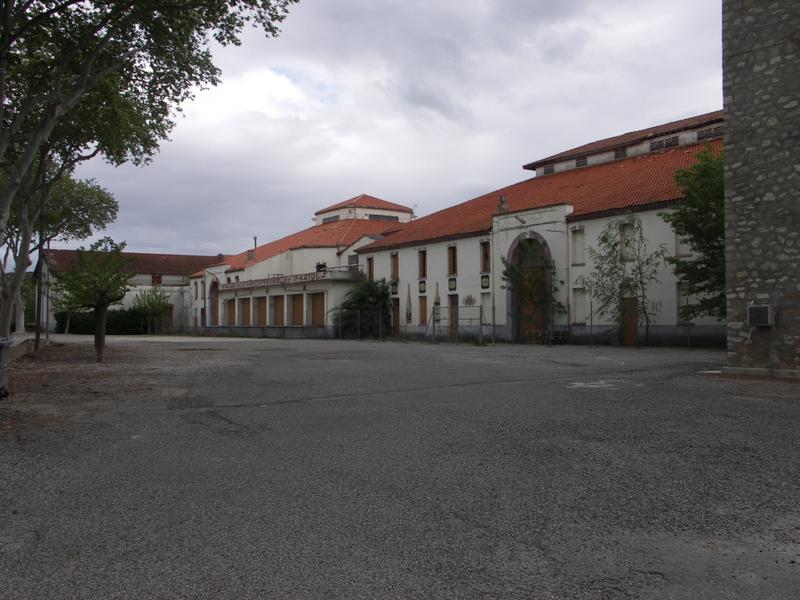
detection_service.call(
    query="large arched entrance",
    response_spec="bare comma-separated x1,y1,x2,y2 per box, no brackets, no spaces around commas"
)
209,280,219,326
505,234,554,343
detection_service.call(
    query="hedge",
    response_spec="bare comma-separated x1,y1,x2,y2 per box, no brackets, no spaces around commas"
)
55,308,164,335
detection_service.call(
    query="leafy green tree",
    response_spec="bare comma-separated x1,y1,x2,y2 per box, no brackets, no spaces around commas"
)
0,1,298,235
577,216,668,344
54,237,130,361
132,286,170,334
501,240,564,335
336,279,392,338
0,172,117,336
662,146,726,320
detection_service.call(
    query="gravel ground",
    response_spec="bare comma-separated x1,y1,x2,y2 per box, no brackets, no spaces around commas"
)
1,336,798,599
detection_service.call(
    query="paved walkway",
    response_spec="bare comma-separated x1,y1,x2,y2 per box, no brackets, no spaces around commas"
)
1,337,798,599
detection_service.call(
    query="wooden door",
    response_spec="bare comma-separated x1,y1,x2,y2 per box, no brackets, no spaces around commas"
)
226,300,235,327
256,297,267,326
622,297,638,346
419,296,427,325
291,294,304,326
449,294,458,337
274,296,285,327
311,293,325,326
240,298,251,327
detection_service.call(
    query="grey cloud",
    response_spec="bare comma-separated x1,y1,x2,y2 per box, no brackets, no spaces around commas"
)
69,0,722,256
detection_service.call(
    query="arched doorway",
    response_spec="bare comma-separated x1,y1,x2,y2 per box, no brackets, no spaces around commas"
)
209,280,219,326
505,234,555,343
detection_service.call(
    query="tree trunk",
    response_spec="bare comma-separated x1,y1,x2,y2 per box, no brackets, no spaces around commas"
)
13,286,25,334
65,313,71,335
94,303,108,362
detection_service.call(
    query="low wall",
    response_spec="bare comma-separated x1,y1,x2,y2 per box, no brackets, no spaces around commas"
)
204,326,327,339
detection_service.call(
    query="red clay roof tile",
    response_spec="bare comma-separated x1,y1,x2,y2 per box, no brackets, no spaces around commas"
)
220,218,400,272
360,140,723,253
47,250,222,276
523,110,723,170
314,193,414,215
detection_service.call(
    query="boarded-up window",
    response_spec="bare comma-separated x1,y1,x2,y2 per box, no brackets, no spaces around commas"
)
571,228,585,265
447,246,458,276
418,250,427,278
419,296,428,325
572,288,587,324
367,257,374,281
391,253,399,281
480,241,491,273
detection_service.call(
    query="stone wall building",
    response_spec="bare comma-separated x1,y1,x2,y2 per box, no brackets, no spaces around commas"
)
722,0,800,374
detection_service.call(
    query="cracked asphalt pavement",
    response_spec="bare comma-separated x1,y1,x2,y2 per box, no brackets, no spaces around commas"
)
1,335,798,599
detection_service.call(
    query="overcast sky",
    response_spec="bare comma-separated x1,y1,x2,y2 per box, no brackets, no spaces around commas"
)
72,0,723,256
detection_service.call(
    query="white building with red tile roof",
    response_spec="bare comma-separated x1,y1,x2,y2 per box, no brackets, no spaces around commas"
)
191,195,414,332
357,113,725,345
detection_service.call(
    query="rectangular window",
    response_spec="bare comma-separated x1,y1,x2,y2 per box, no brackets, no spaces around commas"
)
447,246,458,276
575,157,588,167
572,288,587,324
390,253,399,281
543,165,555,175
649,139,664,151
614,148,628,159
418,250,427,278
675,233,692,257
322,215,340,223
194,281,198,300
664,135,679,148
367,257,374,281
571,228,585,265
419,296,428,325
152,274,162,286
347,254,359,272
620,222,634,260
368,214,400,222
697,125,724,141
480,241,491,273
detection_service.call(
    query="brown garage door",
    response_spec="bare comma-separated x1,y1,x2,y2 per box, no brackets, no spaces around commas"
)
273,296,284,327
240,298,251,327
291,294,304,326
226,300,235,327
311,293,325,326
256,297,267,326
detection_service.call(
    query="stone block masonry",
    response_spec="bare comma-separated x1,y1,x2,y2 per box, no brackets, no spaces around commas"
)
723,0,800,374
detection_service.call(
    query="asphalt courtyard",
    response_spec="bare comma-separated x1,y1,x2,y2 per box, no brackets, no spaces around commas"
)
1,335,798,599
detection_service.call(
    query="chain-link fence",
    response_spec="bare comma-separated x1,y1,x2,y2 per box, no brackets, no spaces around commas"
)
328,307,392,340
327,304,493,343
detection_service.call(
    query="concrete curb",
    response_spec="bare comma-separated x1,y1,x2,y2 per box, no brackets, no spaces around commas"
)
721,366,800,381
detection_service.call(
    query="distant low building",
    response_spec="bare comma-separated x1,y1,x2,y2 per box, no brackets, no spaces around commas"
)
45,250,222,332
